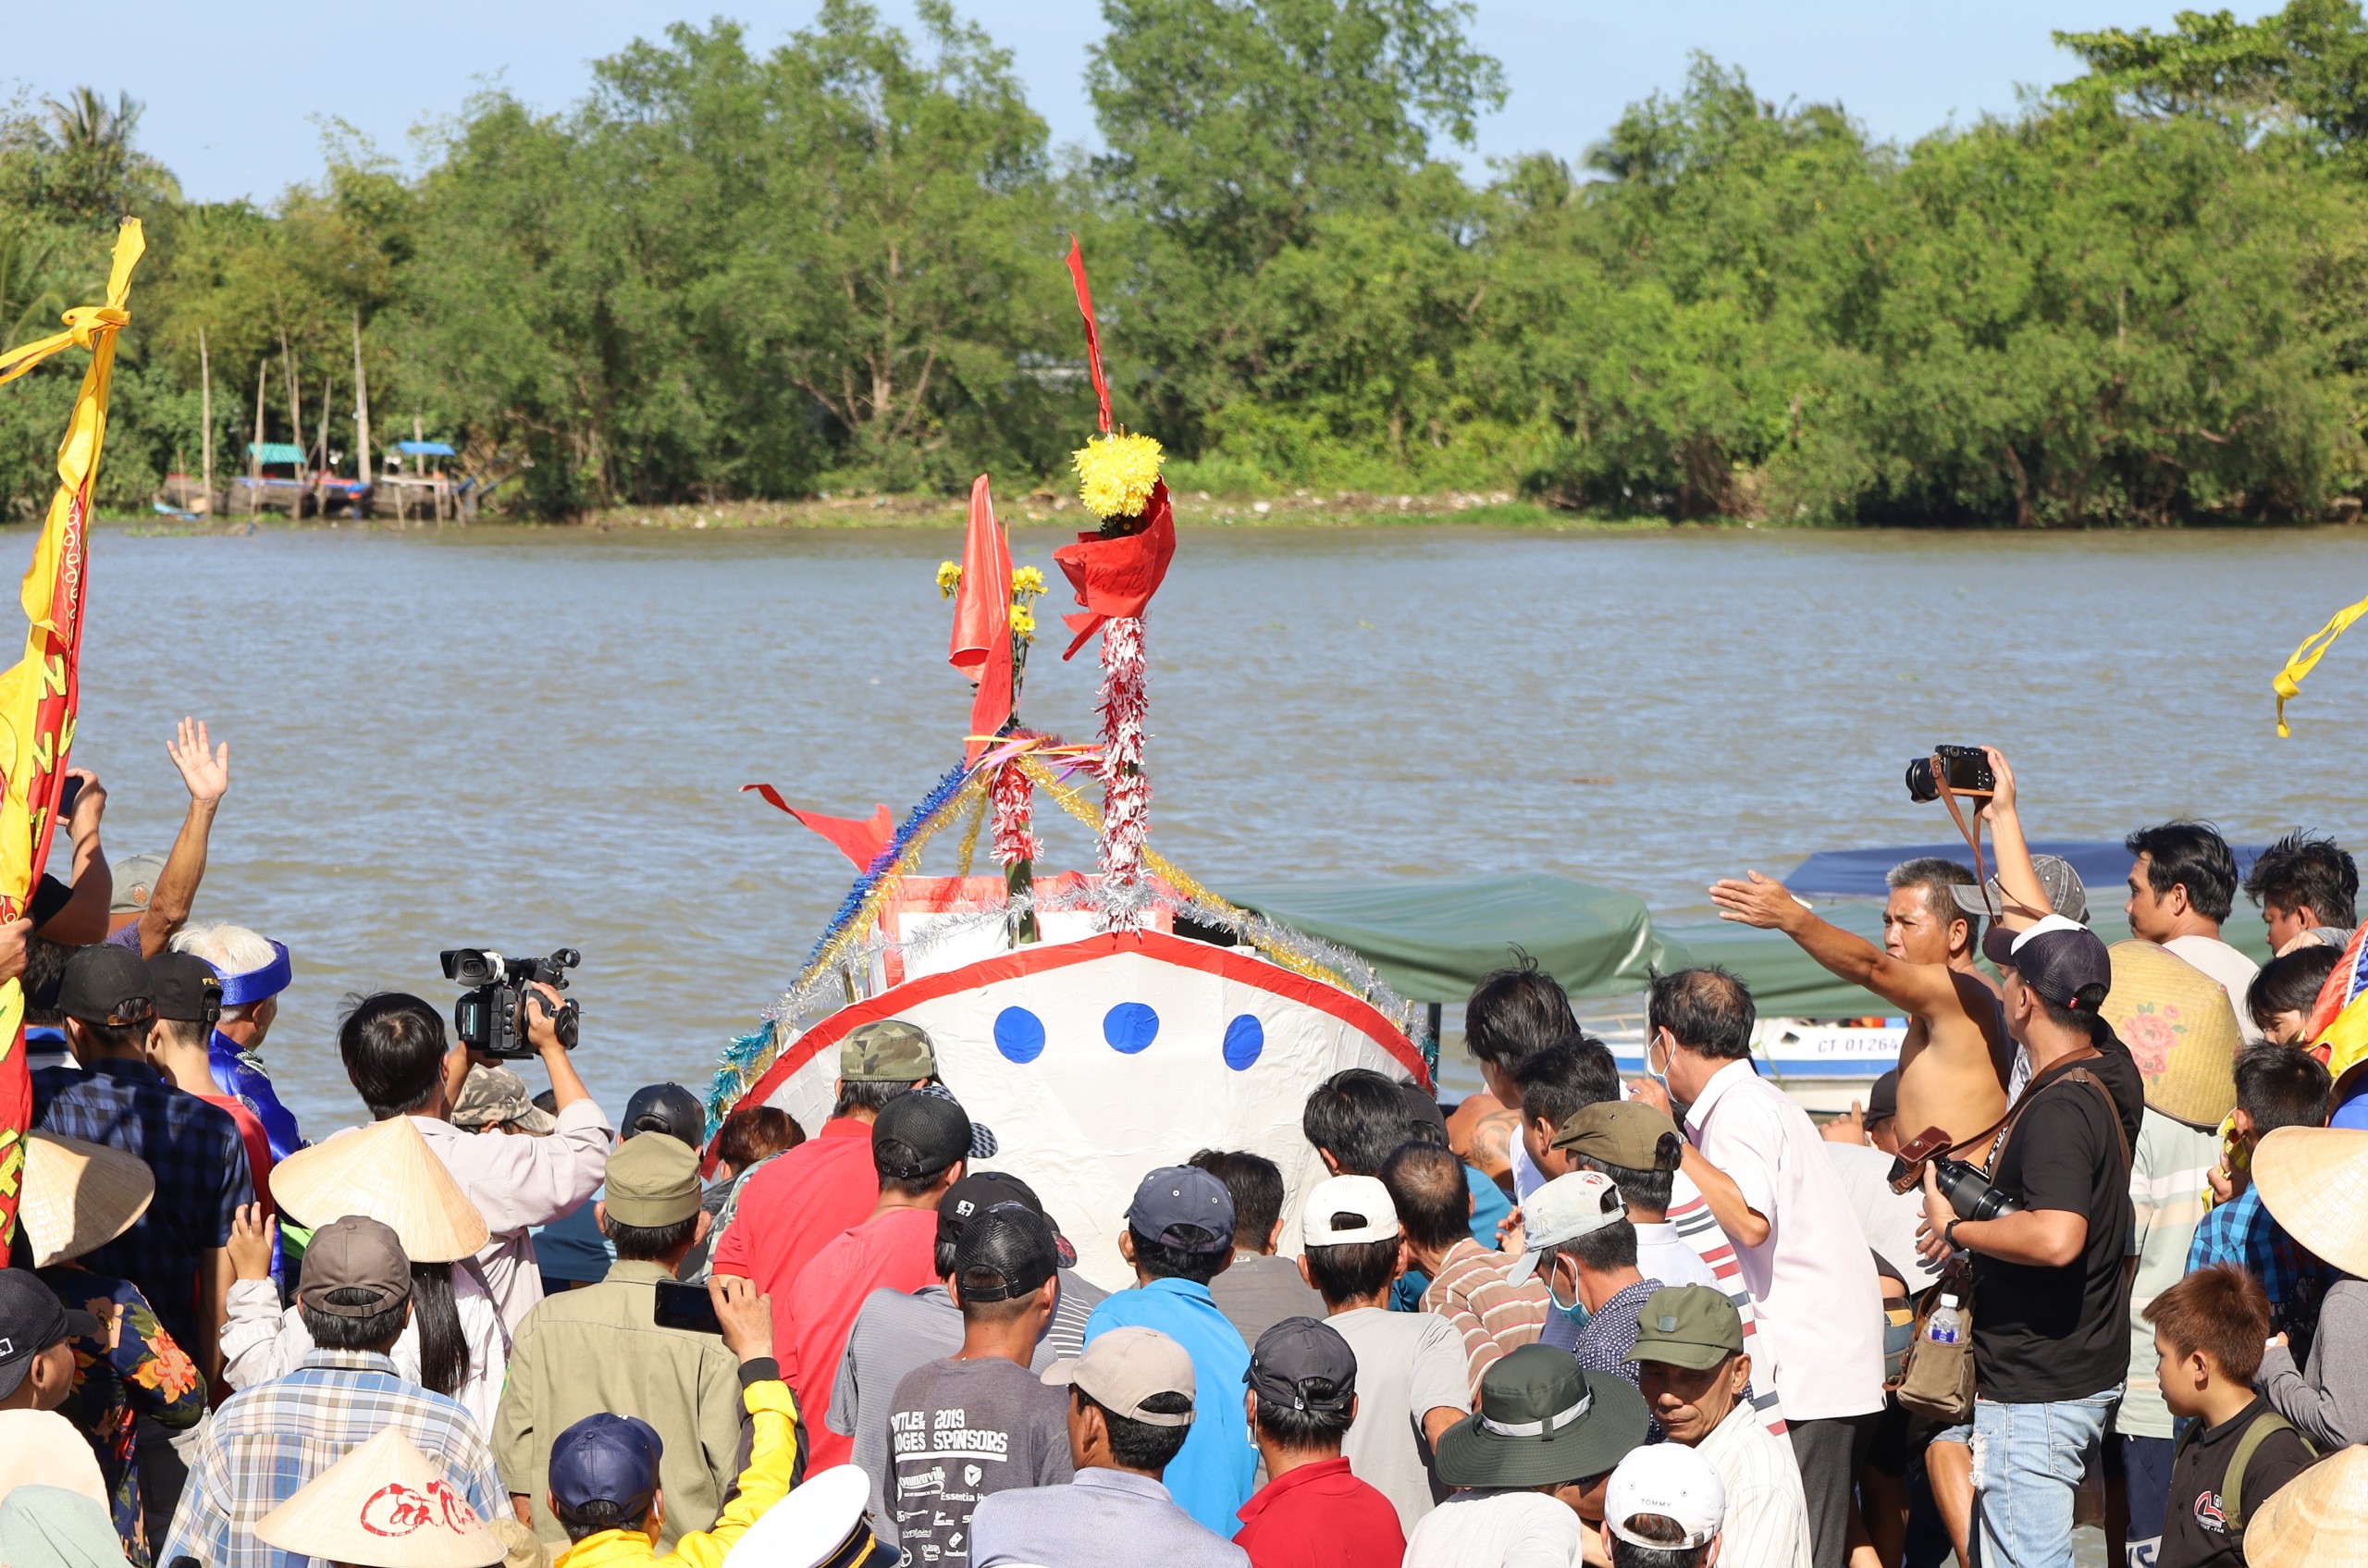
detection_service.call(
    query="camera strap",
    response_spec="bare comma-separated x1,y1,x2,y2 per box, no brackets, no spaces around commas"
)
1932,755,1997,920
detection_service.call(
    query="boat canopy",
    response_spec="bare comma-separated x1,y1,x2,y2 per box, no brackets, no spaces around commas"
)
1221,873,1678,1004
397,440,455,456
1783,839,2266,899
246,442,304,464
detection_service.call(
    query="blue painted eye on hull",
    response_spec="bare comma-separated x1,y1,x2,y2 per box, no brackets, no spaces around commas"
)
1223,1014,1264,1071
994,1006,1046,1063
1104,1001,1160,1054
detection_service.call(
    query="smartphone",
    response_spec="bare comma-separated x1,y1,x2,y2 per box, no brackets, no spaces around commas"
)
653,1279,722,1335
54,776,81,821
1885,1126,1954,1194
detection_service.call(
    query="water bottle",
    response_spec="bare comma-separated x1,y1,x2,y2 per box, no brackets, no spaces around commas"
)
1925,1293,1965,1346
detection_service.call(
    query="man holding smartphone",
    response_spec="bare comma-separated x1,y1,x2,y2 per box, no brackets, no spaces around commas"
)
495,1132,751,1553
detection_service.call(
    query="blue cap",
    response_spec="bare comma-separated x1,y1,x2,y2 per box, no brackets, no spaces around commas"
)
1125,1166,1236,1254
549,1413,664,1522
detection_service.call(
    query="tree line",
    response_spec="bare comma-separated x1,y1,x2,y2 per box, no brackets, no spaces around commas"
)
6,0,2368,525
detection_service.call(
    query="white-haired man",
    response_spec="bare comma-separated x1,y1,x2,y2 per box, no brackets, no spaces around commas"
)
172,920,302,1159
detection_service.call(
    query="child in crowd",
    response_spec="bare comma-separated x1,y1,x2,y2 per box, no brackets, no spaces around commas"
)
2189,1049,2333,1353
2244,947,2341,1047
2144,1265,2314,1568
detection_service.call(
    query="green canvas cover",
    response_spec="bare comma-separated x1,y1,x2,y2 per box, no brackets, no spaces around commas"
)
1222,874,1681,1005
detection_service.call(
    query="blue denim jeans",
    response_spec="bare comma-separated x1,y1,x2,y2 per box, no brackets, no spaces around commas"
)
1971,1386,2123,1568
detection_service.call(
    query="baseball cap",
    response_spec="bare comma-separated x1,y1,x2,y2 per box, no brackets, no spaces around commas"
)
1301,1175,1400,1247
1244,1316,1358,1419
145,951,222,1026
1042,1326,1196,1426
840,1019,937,1082
952,1205,1058,1303
1982,914,2115,1019
909,1081,999,1159
1627,1284,1745,1371
298,1216,413,1318
549,1413,663,1524
935,1171,1077,1269
623,1083,705,1143
450,1066,557,1134
1433,1345,1651,1491
872,1090,972,1183
1506,1170,1628,1287
109,853,167,915
1954,854,2090,925
1550,1102,1684,1172
602,1134,702,1228
56,945,154,1027
1606,1441,1727,1551
0,1268,101,1401
1864,1069,1900,1127
1126,1166,1236,1255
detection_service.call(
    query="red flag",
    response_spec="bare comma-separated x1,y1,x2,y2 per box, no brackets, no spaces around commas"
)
1065,238,1112,435
949,475,1014,759
1052,481,1178,659
741,786,895,870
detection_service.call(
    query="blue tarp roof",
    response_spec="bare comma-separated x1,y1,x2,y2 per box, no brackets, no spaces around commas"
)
245,442,304,464
1782,840,2266,899
396,440,455,456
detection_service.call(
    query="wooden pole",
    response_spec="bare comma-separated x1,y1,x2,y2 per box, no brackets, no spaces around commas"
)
314,374,334,515
250,359,266,520
278,327,304,515
198,327,213,517
352,311,372,517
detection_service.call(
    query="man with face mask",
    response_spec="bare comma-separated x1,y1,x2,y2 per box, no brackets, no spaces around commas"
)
1504,1172,1659,1397
1631,1285,1810,1568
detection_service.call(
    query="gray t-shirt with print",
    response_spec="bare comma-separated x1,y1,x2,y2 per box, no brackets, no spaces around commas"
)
890,1355,1075,1568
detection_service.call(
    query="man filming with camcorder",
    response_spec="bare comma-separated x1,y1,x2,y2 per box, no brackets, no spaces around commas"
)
337,952,614,1336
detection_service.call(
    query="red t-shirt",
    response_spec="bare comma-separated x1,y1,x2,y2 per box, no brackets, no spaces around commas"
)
777,1206,939,1468
710,1117,882,1294
1233,1456,1406,1568
198,1093,275,1219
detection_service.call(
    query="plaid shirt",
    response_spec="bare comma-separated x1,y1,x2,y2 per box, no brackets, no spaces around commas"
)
160,1349,504,1568
33,1058,253,1353
1571,1278,1660,1387
2187,1186,2334,1352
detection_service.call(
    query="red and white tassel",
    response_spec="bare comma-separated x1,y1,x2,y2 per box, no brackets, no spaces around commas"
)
990,759,1040,867
1097,614,1151,928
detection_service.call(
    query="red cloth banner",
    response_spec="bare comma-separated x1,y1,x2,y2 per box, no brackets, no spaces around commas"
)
1050,482,1177,661
948,475,1014,760
741,786,895,870
1065,237,1113,435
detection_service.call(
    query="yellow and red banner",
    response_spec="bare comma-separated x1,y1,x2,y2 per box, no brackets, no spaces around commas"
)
0,217,143,1241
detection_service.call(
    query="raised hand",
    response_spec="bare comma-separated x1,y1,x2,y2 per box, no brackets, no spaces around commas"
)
167,717,229,805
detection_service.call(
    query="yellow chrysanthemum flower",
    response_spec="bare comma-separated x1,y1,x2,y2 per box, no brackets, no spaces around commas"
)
936,560,963,598
1011,565,1047,598
1071,431,1164,519
1009,603,1036,638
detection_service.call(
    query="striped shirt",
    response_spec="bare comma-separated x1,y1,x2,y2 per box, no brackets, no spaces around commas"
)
160,1349,504,1568
1422,1239,1549,1401
1670,1172,1788,1436
1696,1400,1814,1568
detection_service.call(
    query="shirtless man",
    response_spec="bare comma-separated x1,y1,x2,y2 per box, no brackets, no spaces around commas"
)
1708,856,2008,1146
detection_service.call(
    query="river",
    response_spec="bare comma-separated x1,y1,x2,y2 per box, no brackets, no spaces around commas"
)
67,519,2368,1134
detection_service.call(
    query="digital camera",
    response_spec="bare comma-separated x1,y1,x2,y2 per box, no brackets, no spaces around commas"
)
1904,745,1995,803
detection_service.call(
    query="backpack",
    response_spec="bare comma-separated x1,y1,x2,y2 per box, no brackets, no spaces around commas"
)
2173,1409,2315,1535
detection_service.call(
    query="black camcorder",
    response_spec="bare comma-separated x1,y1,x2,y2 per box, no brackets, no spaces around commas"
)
1905,745,1995,803
439,946,582,1059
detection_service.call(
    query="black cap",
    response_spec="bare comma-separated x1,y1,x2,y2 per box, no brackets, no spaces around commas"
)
1245,1315,1358,1418
1126,1166,1236,1254
952,1205,1059,1303
1865,1070,1899,1126
1984,918,2115,1015
57,945,154,1027
935,1171,1077,1269
873,1090,972,1183
147,951,223,1026
0,1268,101,1401
623,1083,705,1143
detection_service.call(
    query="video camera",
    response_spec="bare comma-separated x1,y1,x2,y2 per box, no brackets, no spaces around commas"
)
439,946,581,1059
1904,746,1994,803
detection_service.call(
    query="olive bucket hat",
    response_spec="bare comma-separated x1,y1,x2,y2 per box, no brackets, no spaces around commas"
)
1432,1344,1649,1490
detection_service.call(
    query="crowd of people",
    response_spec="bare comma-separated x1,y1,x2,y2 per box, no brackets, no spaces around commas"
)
6,735,2368,1568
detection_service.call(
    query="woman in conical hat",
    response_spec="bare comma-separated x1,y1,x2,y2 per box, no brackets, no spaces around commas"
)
2244,1439,2368,1568
20,1133,208,1562
2250,1125,2368,1450
255,1427,505,1568
219,1117,509,1430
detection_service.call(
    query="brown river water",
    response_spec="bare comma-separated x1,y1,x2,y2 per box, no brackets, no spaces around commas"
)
65,520,2368,1137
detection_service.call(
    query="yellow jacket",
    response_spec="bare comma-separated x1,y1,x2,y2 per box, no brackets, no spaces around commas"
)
554,1377,802,1568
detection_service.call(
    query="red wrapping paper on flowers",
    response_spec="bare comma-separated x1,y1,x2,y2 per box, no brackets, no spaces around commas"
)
1051,481,1178,659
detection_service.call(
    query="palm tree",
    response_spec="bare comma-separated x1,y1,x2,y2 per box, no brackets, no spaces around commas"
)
0,223,71,352
43,88,142,160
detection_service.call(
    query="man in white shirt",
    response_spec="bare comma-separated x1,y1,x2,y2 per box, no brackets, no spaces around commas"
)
1630,1285,1811,1568
2124,821,2263,1043
1297,1174,1471,1536
1630,969,1881,1568
338,988,612,1334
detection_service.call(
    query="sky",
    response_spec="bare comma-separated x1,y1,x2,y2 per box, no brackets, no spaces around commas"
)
17,0,2207,205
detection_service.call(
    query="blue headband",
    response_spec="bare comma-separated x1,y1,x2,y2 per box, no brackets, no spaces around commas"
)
216,941,291,1006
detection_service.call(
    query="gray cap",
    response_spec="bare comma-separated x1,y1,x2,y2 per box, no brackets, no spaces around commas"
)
1953,854,2089,924
109,853,167,916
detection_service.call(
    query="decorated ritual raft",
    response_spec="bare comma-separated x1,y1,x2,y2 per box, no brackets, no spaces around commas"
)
707,246,1424,1286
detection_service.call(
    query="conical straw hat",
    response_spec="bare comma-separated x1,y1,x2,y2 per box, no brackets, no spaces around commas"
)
270,1118,489,1263
2243,1438,2368,1568
256,1426,504,1568
2100,941,2240,1127
2251,1125,2368,1280
19,1133,154,1268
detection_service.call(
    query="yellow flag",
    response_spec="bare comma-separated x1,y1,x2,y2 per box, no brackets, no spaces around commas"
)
2272,587,2368,737
0,217,143,1242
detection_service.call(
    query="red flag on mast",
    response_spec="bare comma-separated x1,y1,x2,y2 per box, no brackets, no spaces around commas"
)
949,475,1014,761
